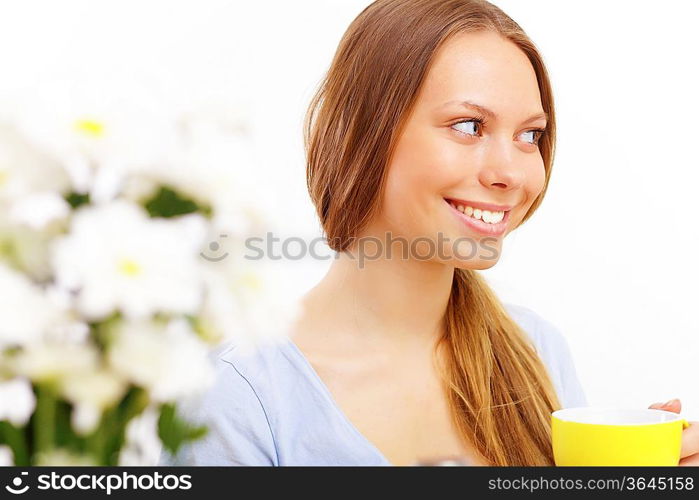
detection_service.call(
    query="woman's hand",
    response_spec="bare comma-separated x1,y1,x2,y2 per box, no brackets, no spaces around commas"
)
648,399,699,466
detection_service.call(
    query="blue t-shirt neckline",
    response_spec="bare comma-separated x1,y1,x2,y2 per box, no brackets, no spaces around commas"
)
284,337,393,466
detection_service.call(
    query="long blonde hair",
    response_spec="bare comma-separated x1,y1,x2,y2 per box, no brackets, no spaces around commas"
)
303,0,561,465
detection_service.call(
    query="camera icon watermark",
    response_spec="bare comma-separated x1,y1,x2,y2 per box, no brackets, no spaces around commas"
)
200,233,229,262
5,471,29,495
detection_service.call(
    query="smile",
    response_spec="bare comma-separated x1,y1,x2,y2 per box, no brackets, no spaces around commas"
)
444,198,510,237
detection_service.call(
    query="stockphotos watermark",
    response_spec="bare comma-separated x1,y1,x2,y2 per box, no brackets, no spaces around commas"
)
4,470,191,495
200,231,501,268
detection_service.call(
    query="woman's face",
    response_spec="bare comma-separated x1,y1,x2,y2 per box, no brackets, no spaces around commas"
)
378,31,548,269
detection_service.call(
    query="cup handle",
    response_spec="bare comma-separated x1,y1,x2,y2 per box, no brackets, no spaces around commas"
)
681,419,690,430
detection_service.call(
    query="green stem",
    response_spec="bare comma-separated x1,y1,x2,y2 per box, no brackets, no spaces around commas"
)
33,384,55,458
85,417,106,463
92,387,148,465
0,421,29,465
105,388,148,465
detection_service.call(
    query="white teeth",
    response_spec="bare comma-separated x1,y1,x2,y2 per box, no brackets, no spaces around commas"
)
489,211,504,223
449,200,505,224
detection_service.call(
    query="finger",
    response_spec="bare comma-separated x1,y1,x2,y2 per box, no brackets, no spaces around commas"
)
681,421,699,459
648,399,682,413
679,453,699,466
665,399,682,413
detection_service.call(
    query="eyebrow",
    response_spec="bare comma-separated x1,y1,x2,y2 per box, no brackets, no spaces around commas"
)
442,99,548,124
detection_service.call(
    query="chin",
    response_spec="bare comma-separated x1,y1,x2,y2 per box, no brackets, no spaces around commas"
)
452,257,499,271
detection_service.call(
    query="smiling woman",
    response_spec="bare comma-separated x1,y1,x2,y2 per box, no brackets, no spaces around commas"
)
161,0,587,466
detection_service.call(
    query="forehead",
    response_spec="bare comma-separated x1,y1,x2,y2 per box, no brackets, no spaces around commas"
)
417,30,543,117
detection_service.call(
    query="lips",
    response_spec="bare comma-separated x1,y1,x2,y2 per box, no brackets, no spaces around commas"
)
444,198,510,237
443,197,513,212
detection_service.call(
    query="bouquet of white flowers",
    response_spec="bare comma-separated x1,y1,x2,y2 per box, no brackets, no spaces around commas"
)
0,83,297,466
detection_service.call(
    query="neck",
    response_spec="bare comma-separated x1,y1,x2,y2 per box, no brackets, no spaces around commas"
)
301,234,454,347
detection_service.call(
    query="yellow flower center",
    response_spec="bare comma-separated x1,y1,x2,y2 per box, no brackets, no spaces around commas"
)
74,119,105,137
117,258,141,276
239,271,261,290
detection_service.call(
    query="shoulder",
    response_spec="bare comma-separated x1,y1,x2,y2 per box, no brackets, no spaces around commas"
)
159,339,291,466
503,302,588,409
503,303,568,357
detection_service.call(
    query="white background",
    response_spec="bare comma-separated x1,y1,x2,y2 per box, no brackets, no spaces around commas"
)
2,0,697,418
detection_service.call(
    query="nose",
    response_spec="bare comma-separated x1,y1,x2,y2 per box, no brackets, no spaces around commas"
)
477,137,526,191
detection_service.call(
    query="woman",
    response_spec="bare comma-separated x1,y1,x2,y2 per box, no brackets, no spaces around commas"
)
163,0,698,466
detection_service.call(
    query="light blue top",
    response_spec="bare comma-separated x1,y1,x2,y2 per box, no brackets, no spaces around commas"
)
159,303,587,466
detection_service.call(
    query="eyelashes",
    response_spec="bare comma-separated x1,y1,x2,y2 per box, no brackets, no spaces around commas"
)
451,114,546,145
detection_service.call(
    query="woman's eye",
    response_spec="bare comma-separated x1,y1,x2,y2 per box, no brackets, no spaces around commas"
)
521,129,545,145
451,119,482,137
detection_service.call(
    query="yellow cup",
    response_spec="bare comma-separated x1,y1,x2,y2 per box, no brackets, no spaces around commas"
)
551,407,689,466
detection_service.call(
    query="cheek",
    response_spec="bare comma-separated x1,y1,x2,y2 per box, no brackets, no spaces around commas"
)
381,132,451,229
387,127,462,196
526,161,547,200
513,161,547,227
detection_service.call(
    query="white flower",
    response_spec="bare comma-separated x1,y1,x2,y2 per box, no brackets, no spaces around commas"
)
71,404,101,437
0,445,13,466
8,191,70,230
11,342,99,383
51,200,206,320
60,369,128,435
0,214,56,281
108,318,214,403
0,263,68,348
35,448,97,466
0,377,36,427
0,121,71,205
15,77,179,197
0,121,71,233
118,406,162,466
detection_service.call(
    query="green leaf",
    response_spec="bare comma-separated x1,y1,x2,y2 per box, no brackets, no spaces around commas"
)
143,186,212,218
65,192,91,209
157,403,208,455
